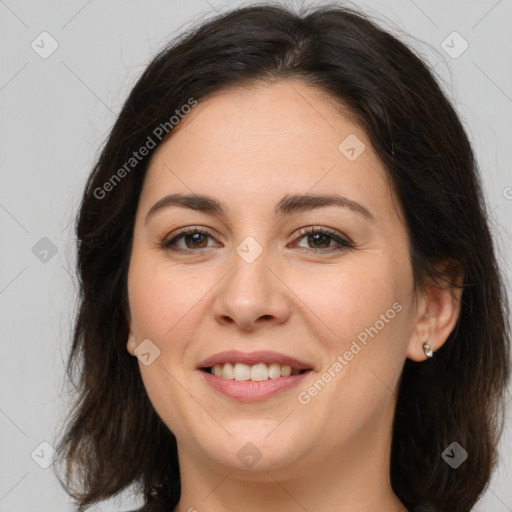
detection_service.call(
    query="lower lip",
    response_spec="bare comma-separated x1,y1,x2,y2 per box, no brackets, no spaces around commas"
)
200,370,311,402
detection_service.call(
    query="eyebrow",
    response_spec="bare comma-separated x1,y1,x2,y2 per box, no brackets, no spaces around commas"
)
145,192,375,225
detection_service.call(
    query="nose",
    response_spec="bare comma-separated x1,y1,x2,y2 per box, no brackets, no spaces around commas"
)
212,247,291,332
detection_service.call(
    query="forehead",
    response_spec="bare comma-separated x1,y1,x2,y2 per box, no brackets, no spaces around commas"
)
139,80,397,221
158,80,364,163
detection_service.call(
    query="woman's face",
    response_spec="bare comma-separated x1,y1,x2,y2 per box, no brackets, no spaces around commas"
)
126,80,423,476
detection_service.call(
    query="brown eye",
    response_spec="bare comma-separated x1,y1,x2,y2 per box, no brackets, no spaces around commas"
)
162,228,219,252
293,227,354,252
182,232,209,249
306,232,331,249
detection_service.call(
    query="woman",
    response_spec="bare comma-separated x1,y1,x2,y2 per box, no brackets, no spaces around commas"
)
54,4,510,512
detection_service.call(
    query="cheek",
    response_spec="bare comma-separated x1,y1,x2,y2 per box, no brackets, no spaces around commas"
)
295,257,414,414
326,262,413,386
127,255,202,436
297,264,412,431
127,249,196,340
299,259,410,351
127,249,217,389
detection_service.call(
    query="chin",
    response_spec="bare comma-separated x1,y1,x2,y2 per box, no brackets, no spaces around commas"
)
197,431,306,474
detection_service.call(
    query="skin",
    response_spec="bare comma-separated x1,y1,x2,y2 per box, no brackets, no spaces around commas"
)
126,80,461,512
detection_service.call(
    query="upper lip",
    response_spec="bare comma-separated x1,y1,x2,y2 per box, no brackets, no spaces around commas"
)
197,350,313,371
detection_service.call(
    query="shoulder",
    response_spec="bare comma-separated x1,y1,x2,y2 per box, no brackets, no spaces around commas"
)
127,502,444,512
411,503,444,512
123,504,171,512
125,502,446,512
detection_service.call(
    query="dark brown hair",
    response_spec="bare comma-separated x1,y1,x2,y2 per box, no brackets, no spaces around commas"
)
54,3,510,511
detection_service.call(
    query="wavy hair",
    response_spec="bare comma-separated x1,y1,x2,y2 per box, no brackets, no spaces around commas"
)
54,3,510,511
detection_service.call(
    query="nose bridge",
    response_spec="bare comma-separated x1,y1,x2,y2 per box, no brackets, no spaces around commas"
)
212,233,290,329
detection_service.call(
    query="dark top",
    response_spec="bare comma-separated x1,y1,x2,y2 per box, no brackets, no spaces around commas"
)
127,500,442,511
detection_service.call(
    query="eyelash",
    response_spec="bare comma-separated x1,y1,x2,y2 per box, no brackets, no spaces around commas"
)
160,226,354,254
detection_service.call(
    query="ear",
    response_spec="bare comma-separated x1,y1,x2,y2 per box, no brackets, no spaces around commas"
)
126,311,137,356
406,263,464,361
127,330,137,356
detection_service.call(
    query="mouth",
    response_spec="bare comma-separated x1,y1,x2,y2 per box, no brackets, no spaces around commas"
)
200,362,311,381
196,350,313,401
197,350,314,381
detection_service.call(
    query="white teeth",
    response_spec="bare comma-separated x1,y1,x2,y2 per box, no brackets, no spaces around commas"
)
220,362,234,379
234,363,251,381
268,362,282,379
281,365,292,377
250,363,268,381
210,362,303,381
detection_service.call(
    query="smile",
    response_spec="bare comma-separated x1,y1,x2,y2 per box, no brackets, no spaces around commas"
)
202,362,308,381
197,350,314,401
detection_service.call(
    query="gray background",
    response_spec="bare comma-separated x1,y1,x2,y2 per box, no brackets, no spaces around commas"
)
1,0,511,511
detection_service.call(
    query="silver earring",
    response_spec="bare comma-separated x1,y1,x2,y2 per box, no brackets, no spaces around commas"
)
423,340,434,358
